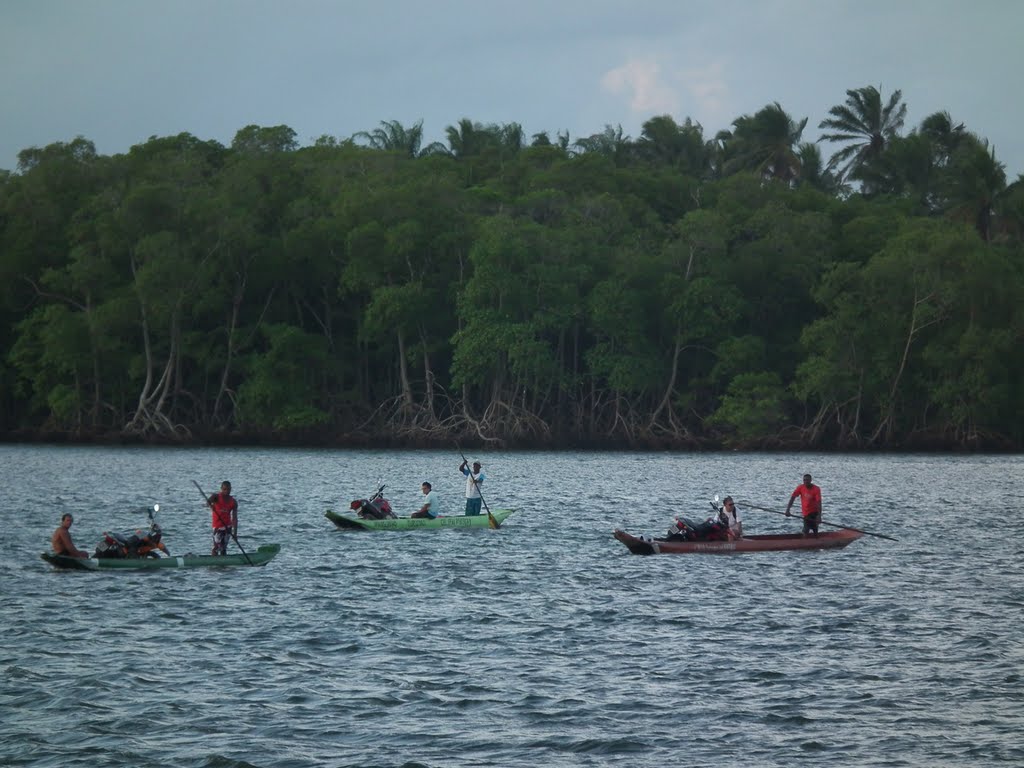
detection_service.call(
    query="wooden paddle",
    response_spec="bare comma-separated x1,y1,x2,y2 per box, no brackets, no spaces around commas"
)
193,480,254,564
457,446,499,529
736,500,898,541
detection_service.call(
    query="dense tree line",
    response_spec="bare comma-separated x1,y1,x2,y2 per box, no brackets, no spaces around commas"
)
1,86,1022,449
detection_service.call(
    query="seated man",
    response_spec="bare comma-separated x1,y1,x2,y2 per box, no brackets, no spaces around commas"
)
720,496,743,540
410,481,440,519
51,513,89,558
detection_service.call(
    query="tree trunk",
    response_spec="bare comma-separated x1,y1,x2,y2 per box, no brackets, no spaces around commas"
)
397,328,413,410
870,289,937,445
213,277,246,426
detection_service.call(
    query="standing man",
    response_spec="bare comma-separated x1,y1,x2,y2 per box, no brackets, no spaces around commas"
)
785,473,822,536
51,513,89,558
411,481,440,519
459,459,486,516
208,480,238,556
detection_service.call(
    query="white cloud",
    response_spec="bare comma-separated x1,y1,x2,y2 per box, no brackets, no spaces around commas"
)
602,56,733,132
2,3,1022,176
601,58,680,114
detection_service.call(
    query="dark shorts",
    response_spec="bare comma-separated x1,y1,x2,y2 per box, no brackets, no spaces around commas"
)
465,498,482,516
212,527,230,555
803,513,821,534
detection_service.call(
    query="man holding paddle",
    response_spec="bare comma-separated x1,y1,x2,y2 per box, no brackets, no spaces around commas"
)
207,480,239,556
459,459,486,516
785,473,822,536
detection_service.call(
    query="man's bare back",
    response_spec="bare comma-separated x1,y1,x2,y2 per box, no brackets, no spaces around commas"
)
51,514,88,558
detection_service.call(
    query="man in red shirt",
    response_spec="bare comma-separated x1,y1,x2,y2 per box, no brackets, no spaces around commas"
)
785,473,822,536
208,481,239,556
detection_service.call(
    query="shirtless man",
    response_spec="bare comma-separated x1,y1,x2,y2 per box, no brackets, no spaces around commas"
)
51,513,89,558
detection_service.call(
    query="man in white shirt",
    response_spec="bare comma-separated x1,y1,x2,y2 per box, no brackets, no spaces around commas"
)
459,460,486,516
411,481,440,518
720,496,743,539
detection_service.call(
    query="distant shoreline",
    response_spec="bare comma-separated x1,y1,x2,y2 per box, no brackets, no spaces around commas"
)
1,429,1016,453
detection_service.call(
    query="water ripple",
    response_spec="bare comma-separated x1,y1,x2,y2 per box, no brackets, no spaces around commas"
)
1,446,1023,767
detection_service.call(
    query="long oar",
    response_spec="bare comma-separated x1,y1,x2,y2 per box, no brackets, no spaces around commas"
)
193,480,254,564
457,446,499,529
736,500,898,541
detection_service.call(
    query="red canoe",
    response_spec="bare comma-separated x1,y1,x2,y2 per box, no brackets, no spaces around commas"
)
613,528,864,555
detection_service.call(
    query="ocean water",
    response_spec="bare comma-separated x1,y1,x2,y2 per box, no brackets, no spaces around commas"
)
1,445,1022,767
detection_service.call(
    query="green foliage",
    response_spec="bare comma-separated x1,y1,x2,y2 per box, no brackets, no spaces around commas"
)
452,214,588,394
9,305,91,425
236,324,332,431
710,335,767,388
0,110,1021,448
709,371,788,445
819,85,907,183
231,125,298,153
724,103,808,183
584,275,664,395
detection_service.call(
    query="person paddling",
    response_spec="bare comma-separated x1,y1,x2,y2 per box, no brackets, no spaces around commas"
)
51,513,89,558
207,481,239,556
785,473,822,537
459,459,486,516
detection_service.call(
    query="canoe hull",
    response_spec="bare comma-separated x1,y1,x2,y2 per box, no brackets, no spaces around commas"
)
613,529,863,555
325,509,515,531
41,544,281,570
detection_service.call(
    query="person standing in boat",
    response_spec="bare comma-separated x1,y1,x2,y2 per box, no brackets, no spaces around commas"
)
51,513,89,558
785,473,822,536
411,481,440,519
459,460,486,516
208,480,238,556
720,497,743,539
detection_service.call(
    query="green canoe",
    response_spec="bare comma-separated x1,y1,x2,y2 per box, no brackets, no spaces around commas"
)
324,509,515,531
41,544,281,570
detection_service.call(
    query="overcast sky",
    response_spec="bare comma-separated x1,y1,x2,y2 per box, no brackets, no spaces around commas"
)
2,0,1022,179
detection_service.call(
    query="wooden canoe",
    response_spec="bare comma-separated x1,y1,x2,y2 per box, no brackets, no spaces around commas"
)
324,509,515,531
41,544,281,570
613,529,863,555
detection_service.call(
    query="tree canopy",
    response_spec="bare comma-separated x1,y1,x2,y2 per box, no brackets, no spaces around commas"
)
1,89,1022,450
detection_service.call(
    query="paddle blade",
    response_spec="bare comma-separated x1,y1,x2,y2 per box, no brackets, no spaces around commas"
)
488,511,500,529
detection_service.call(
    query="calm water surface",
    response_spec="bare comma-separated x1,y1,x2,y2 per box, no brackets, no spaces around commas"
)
1,446,1022,767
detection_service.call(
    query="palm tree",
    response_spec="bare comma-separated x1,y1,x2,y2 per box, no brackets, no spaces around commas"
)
853,133,937,210
352,120,427,158
854,113,1005,232
942,135,1006,242
441,118,498,158
918,110,967,165
796,142,846,195
531,130,571,151
500,123,524,154
725,102,807,183
572,124,633,163
439,119,524,161
637,115,712,177
818,85,907,183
